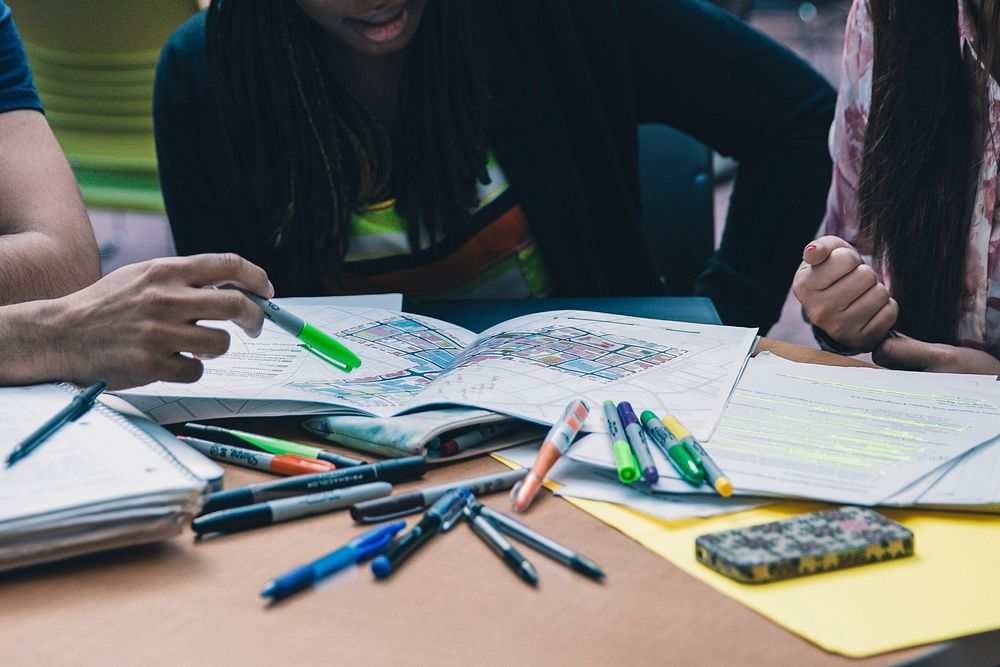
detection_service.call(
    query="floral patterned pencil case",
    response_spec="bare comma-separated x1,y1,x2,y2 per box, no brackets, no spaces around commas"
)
695,506,914,584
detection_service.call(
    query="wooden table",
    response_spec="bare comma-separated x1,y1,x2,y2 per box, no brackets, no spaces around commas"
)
0,341,986,665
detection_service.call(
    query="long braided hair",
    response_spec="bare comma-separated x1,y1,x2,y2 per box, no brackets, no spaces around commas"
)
859,0,1000,344
206,0,489,290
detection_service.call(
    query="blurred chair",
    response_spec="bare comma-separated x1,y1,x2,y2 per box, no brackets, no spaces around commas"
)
638,124,715,297
7,0,200,212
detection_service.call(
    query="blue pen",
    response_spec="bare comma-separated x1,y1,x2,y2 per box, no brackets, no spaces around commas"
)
261,520,405,599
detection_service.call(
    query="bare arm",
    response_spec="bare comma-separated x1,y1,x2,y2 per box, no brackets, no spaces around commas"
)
0,254,273,390
0,109,100,304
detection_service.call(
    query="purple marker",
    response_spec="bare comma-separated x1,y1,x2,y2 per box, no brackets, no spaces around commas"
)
617,402,658,483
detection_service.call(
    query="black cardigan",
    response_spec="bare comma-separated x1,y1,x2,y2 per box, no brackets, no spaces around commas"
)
153,0,834,330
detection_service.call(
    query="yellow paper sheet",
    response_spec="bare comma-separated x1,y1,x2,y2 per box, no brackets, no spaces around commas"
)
494,455,1000,658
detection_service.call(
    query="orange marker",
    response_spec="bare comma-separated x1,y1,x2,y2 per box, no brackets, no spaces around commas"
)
178,436,336,476
510,399,590,512
269,453,337,476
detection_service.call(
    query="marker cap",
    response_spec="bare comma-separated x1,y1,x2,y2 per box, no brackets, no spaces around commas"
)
299,323,362,372
376,456,428,482
350,490,424,523
661,415,692,441
714,477,734,497
612,441,640,484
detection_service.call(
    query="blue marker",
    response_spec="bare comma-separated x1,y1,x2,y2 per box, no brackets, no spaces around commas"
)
261,521,406,599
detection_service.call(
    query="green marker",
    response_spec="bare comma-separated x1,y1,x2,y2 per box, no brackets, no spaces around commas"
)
603,401,640,483
235,288,361,373
639,410,704,487
183,423,364,468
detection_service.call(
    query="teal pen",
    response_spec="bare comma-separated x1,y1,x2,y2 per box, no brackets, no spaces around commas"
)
233,288,361,372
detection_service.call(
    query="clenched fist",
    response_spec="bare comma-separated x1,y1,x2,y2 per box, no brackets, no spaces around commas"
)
792,235,897,352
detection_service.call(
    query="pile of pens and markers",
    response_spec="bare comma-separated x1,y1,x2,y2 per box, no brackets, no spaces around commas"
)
603,400,732,497
180,422,366,472
183,430,602,598
260,484,603,600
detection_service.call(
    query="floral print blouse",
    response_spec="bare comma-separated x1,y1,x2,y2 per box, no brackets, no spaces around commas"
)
824,0,1000,357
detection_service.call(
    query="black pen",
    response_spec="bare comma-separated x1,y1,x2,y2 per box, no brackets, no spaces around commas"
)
463,502,538,586
201,456,426,514
371,488,469,578
6,381,107,468
350,469,527,523
468,501,604,580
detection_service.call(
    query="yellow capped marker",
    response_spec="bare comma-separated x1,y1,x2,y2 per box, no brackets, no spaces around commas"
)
661,415,733,497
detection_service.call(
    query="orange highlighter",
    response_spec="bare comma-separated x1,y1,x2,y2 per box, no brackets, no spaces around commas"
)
510,399,590,512
178,436,336,476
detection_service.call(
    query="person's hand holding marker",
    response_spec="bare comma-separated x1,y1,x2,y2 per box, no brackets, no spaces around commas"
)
792,235,898,352
41,253,272,390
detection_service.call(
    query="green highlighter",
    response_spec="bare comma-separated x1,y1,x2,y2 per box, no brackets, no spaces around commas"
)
236,288,361,372
640,410,704,487
183,423,364,468
603,401,640,483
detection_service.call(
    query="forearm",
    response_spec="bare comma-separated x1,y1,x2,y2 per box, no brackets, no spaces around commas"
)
0,229,99,305
623,0,834,329
705,118,833,329
0,110,101,305
0,299,64,385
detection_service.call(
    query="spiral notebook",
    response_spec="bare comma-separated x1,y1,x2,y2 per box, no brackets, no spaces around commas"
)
0,384,208,573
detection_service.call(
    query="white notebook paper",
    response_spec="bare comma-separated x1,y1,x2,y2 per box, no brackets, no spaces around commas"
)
0,384,207,571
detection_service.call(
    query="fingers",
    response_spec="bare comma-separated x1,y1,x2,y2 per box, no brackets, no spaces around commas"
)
809,263,879,314
854,298,899,348
159,354,206,384
872,334,939,371
805,246,865,291
816,281,896,351
802,235,855,267
166,324,232,358
140,284,265,337
145,254,274,299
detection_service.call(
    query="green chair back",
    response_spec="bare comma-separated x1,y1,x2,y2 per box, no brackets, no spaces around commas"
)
7,0,200,212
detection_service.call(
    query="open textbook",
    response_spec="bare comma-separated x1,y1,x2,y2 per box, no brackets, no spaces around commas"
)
120,305,758,440
568,354,1000,509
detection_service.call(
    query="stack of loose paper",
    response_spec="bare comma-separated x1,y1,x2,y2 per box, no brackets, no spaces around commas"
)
568,353,1000,510
0,385,206,572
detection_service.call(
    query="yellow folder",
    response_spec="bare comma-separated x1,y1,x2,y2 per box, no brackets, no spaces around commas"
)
495,455,1000,657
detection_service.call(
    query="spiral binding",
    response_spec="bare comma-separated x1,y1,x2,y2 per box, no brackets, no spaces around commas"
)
55,382,201,484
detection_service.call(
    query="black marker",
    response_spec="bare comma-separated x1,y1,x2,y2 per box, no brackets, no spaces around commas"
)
350,469,527,523
201,456,426,514
193,483,392,535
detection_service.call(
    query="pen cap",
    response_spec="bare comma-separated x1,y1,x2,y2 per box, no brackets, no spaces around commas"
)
661,415,692,441
299,323,362,372
376,456,427,482
616,401,639,426
350,491,423,523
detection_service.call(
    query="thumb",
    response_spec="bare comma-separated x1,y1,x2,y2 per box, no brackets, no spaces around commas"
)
872,333,934,371
802,235,854,266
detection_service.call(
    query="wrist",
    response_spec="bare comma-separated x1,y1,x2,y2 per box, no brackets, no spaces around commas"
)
0,298,71,384
811,324,858,355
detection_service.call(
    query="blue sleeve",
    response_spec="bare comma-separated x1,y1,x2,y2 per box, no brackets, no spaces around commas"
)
0,1,42,114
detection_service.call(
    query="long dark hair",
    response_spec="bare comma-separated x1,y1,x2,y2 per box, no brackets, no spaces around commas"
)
206,0,489,290
859,0,1000,343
